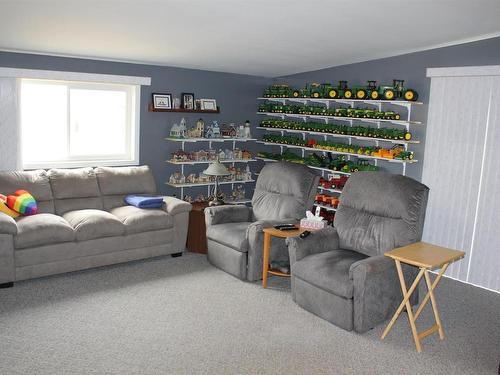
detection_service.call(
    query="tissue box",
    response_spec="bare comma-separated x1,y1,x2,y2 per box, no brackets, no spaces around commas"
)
300,218,327,230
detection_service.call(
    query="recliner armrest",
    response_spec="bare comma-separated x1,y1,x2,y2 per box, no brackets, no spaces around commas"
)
0,212,17,235
205,205,252,226
162,197,192,216
286,226,339,266
349,254,419,333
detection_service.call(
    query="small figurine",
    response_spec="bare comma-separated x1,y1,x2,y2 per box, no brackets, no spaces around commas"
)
224,149,234,160
244,165,252,181
186,173,197,184
242,150,252,159
236,124,245,138
183,195,193,203
244,120,252,138
218,149,226,160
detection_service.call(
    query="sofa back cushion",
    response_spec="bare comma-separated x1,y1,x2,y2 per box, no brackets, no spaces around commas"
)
95,166,157,210
252,162,319,221
0,170,54,213
48,168,103,215
335,172,429,257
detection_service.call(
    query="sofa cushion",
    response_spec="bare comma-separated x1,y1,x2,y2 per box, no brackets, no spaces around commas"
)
292,250,367,299
0,170,54,213
63,209,125,241
110,206,173,234
48,167,101,199
206,222,251,253
95,166,156,196
14,213,75,249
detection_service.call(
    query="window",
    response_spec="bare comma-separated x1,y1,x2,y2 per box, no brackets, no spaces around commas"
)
20,79,140,169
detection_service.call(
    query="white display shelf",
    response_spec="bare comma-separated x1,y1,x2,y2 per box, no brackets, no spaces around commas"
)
166,158,257,165
165,137,257,143
257,126,419,145
166,179,255,188
255,157,352,176
313,203,337,212
256,141,418,164
257,112,421,126
317,186,343,194
257,97,423,107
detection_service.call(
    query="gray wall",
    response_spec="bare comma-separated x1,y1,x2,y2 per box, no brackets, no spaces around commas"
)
0,51,269,198
277,36,500,180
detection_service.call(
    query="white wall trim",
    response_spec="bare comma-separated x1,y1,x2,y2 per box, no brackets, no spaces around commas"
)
427,65,500,78
0,67,151,85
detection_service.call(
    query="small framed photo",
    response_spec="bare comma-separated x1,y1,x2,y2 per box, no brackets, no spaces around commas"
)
181,93,195,110
200,99,217,111
152,93,172,109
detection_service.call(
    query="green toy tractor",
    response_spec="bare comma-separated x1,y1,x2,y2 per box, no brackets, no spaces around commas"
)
352,81,378,100
327,81,353,99
374,79,418,101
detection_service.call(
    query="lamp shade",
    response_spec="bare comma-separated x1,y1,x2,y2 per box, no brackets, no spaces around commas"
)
203,160,230,176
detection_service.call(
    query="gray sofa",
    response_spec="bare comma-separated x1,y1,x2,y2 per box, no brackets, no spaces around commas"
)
0,166,192,287
287,172,429,332
205,162,319,281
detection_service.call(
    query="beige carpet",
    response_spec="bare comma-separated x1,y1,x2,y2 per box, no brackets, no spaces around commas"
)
0,253,499,374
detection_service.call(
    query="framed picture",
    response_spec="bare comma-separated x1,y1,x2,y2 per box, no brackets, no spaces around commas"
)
152,93,172,109
200,99,217,111
181,93,195,110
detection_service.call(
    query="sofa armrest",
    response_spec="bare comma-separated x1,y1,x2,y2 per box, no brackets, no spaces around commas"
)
286,226,339,266
0,212,17,235
162,196,192,216
205,205,252,226
349,254,419,333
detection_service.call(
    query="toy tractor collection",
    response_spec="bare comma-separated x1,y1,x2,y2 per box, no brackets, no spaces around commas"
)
262,79,418,101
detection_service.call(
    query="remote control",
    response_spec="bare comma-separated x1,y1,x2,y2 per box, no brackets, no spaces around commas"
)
300,231,311,239
274,224,296,230
279,226,297,231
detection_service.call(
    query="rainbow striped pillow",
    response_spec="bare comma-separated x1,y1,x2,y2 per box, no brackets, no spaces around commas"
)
6,190,38,216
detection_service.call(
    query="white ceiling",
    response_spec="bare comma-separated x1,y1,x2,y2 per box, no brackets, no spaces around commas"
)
0,0,499,77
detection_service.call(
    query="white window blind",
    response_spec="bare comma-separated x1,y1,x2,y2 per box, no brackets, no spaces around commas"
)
423,67,500,292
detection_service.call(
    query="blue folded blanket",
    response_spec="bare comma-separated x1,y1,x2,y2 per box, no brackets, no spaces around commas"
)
125,195,164,209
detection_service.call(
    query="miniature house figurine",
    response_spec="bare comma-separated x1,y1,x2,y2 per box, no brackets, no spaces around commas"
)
218,149,226,160
170,123,181,138
205,122,214,138
196,118,205,137
224,149,234,160
244,120,252,138
212,121,221,138
179,118,187,138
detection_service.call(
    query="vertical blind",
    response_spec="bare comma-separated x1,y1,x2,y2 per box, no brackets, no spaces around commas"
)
422,67,500,292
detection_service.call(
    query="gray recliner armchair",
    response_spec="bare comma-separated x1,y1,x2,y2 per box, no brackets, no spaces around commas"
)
287,172,429,333
205,162,319,281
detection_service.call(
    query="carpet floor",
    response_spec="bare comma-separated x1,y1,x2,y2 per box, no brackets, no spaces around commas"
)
0,253,498,375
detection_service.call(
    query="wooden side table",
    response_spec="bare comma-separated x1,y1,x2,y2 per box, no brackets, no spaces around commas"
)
186,202,209,254
381,241,465,352
262,226,306,288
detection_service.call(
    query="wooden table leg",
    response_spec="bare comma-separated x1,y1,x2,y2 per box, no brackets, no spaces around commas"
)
380,261,424,340
414,262,449,321
262,232,271,288
424,269,445,340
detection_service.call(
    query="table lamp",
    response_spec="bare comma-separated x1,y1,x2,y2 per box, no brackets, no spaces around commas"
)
203,157,231,206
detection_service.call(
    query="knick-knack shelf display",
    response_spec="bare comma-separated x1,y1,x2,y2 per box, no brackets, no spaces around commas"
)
165,117,257,204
